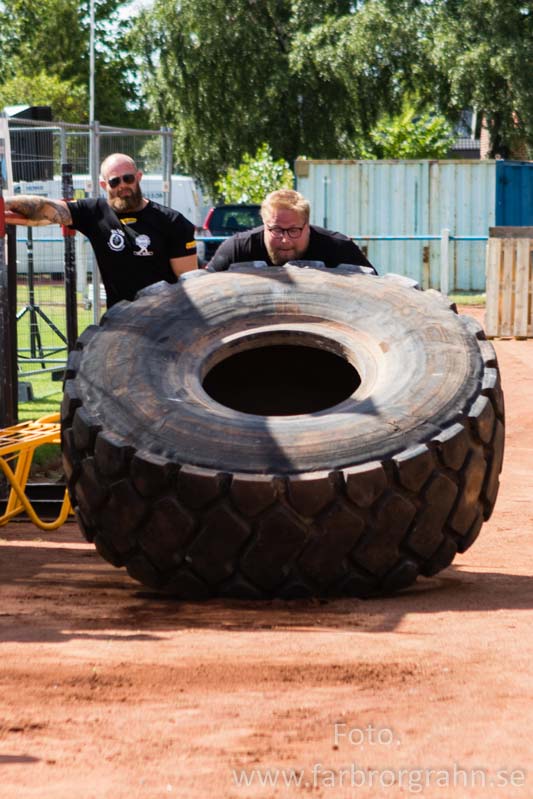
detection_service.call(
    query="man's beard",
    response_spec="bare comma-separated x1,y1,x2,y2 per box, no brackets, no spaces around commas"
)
266,242,304,265
109,184,143,212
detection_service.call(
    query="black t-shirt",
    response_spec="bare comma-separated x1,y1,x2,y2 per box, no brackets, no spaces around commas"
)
207,225,376,273
69,198,197,307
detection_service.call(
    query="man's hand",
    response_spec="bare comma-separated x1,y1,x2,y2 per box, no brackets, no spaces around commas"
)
4,196,73,227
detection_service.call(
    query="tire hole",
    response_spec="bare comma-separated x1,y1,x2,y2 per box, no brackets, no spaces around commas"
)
202,344,360,415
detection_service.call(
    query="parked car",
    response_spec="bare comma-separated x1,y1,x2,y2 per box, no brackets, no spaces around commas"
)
196,203,262,265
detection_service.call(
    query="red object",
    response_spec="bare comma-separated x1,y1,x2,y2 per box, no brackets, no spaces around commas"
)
61,199,76,236
0,196,5,237
202,207,215,233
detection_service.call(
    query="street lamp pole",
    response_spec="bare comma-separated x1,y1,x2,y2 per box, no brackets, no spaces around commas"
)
88,0,101,318
88,0,100,196
89,0,95,125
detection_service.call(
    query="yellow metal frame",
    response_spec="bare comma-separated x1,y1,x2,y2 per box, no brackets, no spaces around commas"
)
0,412,72,530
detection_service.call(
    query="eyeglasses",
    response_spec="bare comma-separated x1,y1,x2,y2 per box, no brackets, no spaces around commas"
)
107,173,136,189
266,225,306,239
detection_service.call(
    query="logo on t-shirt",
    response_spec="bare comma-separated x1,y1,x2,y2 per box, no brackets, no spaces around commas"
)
134,234,153,256
108,229,126,252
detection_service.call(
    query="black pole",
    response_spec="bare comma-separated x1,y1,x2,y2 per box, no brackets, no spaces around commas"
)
7,227,18,418
26,226,45,364
0,183,18,427
61,163,78,351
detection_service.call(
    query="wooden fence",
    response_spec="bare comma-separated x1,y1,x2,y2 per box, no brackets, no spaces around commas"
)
485,227,533,338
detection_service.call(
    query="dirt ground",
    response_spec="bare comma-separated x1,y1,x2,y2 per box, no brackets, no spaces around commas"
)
1,306,532,799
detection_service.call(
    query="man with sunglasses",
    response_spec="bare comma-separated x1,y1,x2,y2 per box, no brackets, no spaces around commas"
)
206,189,375,274
4,153,197,308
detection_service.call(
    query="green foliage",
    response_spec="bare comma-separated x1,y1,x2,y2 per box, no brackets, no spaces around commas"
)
0,0,148,126
130,0,464,190
426,0,533,157
29,443,63,479
0,72,88,123
361,104,454,160
2,0,529,176
136,138,168,174
292,0,533,160
215,144,294,203
131,0,362,191
290,2,427,144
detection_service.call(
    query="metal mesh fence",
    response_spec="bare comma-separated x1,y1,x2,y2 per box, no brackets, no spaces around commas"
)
4,116,173,420
8,117,172,180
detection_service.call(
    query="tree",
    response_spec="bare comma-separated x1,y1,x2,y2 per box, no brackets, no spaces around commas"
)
360,101,454,160
131,0,532,188
0,72,88,123
295,0,533,158
427,0,533,157
215,143,294,203
0,0,148,126
290,1,429,143
131,0,358,191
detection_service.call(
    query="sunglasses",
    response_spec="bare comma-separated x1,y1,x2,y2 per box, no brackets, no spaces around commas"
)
107,173,136,188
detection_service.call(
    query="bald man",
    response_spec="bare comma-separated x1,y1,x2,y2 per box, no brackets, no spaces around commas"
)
5,153,197,308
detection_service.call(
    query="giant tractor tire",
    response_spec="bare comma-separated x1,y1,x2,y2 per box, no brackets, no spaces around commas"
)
61,264,505,599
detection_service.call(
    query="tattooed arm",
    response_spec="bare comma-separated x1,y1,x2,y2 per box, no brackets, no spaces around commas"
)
4,195,73,227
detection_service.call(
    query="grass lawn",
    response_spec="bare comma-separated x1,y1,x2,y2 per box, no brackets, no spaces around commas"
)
449,291,486,306
18,380,64,422
16,281,95,421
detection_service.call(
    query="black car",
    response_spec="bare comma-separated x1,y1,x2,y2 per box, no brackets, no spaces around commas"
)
197,204,262,264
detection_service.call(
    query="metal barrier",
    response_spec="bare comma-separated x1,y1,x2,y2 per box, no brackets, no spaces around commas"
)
352,232,488,295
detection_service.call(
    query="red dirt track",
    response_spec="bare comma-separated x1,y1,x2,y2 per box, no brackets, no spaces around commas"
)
1,307,532,798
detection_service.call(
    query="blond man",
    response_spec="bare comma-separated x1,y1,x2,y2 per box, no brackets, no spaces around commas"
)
207,189,374,273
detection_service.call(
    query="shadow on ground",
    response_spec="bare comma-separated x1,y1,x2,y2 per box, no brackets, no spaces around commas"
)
1,522,531,643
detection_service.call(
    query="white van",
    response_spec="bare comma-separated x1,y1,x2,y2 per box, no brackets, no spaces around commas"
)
125,174,202,227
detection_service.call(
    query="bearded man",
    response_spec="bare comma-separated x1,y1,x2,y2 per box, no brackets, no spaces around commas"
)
5,153,197,307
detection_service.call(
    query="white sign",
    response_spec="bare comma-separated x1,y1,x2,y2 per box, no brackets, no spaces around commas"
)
0,115,13,195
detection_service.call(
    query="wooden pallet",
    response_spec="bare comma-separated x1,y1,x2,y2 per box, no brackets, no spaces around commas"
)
485,227,533,338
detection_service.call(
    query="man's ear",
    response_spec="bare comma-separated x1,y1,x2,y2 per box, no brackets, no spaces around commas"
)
99,178,107,190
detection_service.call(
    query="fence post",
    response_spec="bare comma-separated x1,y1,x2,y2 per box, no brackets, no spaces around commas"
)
440,228,450,295
62,163,78,351
59,126,67,164
90,120,102,321
322,175,330,229
161,126,172,208
0,183,18,427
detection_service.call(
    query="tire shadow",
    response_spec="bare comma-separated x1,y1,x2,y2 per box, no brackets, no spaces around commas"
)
1,522,531,641
129,565,533,634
